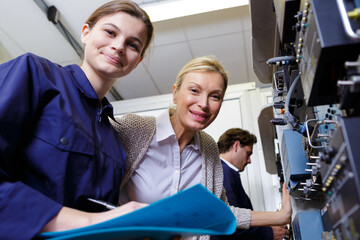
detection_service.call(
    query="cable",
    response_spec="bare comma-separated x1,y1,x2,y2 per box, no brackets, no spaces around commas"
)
284,73,306,134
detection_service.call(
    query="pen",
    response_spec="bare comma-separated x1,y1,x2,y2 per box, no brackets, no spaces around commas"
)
87,198,117,210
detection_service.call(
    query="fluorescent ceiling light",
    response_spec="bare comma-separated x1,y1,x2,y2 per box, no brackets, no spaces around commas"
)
143,0,249,22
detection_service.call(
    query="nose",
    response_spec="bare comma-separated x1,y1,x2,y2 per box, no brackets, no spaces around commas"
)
112,40,125,54
247,157,251,164
198,94,209,109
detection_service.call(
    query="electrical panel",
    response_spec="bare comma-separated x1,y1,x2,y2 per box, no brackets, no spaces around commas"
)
296,0,360,106
253,0,360,239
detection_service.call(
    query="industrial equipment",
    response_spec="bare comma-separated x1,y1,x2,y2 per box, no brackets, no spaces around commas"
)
252,0,360,239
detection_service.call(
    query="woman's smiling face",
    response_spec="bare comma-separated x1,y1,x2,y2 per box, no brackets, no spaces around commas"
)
81,11,147,80
172,71,224,132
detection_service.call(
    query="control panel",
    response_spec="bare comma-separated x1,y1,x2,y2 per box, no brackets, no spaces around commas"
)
253,0,360,239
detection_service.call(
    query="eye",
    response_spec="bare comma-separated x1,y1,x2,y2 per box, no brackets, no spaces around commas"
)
128,42,140,52
190,88,199,94
211,94,222,101
105,29,115,37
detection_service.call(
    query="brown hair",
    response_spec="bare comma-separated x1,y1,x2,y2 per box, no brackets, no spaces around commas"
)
86,0,153,57
217,128,257,154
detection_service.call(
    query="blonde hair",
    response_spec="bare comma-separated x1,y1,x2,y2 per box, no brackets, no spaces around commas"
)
85,0,153,57
174,56,228,93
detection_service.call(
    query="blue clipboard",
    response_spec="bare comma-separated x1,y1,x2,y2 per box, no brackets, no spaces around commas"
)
38,184,236,239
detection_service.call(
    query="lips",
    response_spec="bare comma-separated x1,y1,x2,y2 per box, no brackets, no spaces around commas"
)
103,53,122,66
190,110,209,121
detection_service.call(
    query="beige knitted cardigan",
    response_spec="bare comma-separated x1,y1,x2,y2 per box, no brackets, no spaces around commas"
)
112,113,251,240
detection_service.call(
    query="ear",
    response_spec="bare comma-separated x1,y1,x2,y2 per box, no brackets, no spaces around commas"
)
134,56,144,68
172,84,177,104
233,140,240,152
81,24,90,45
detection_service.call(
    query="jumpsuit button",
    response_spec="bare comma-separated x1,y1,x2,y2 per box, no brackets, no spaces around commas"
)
60,137,69,145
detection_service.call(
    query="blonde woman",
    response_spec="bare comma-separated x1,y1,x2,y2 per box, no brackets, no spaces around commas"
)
114,56,291,239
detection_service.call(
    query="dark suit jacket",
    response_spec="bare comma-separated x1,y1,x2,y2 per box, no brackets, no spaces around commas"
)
218,159,273,240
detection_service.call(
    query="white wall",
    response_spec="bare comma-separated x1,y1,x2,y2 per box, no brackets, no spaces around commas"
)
112,83,281,211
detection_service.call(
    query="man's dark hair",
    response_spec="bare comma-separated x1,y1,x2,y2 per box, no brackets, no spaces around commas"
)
217,128,257,154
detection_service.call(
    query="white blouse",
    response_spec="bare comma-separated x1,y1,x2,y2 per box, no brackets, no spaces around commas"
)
119,110,203,204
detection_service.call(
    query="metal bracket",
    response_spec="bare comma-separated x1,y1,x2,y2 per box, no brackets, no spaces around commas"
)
336,0,360,40
305,119,337,149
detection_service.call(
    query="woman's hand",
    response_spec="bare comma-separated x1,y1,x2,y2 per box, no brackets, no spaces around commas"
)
279,182,292,224
250,182,292,227
90,201,148,226
42,201,148,233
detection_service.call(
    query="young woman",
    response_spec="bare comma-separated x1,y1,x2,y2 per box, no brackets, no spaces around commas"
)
114,56,292,239
0,1,153,239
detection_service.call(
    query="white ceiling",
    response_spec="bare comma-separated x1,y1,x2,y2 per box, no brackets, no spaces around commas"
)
0,0,267,101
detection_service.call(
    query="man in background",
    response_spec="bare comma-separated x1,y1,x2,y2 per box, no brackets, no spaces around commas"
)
217,128,288,240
